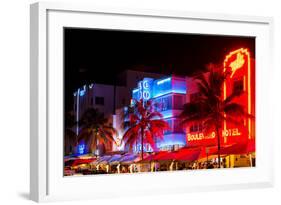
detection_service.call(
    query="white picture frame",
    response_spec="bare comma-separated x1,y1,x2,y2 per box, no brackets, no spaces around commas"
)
30,2,274,202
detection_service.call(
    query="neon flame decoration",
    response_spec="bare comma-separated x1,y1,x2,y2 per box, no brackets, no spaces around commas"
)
223,48,252,141
229,53,245,78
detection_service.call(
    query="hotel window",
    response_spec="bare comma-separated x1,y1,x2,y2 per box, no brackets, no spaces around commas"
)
95,96,104,105
232,78,244,94
154,96,172,112
164,96,172,110
164,119,173,134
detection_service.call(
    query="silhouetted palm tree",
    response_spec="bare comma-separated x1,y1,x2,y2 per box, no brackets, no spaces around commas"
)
180,67,253,167
123,99,170,160
64,111,77,155
78,108,116,154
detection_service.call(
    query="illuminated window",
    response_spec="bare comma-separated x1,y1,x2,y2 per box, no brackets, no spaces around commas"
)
164,119,173,134
95,96,104,105
153,96,172,112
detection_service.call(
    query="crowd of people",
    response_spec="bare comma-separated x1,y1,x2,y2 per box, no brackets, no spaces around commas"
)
65,158,231,176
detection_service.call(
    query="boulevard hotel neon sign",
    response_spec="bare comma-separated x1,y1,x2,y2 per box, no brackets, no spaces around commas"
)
187,48,252,144
187,128,241,141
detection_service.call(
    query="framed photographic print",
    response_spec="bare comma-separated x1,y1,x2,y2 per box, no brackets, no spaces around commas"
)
30,2,274,202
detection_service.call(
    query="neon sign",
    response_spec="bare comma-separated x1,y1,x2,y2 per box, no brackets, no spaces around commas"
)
222,128,241,137
77,144,86,155
89,83,94,89
141,80,151,100
132,89,139,93
157,77,171,85
187,132,216,141
229,53,245,78
223,48,252,141
133,143,153,153
153,89,186,98
79,85,86,96
187,128,242,142
135,78,153,100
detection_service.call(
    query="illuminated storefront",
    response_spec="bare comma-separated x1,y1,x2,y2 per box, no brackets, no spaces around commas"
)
184,48,255,167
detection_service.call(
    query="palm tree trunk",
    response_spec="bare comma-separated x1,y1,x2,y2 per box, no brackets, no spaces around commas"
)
141,127,144,160
216,126,221,168
95,136,98,156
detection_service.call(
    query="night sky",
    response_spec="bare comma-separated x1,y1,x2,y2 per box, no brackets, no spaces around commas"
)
64,28,255,111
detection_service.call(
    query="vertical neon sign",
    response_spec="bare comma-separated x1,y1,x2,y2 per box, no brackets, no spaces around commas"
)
142,80,151,100
223,48,251,142
135,78,153,100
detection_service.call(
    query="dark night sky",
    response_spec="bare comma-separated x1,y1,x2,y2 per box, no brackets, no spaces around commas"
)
64,28,255,110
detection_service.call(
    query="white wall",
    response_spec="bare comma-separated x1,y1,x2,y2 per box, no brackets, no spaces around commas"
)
0,0,280,205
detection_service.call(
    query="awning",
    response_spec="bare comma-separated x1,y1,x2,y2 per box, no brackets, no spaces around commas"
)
198,140,256,158
107,154,123,164
64,158,95,167
120,154,140,164
174,147,201,161
197,146,218,159
141,148,201,162
141,151,168,162
91,155,112,165
220,141,255,155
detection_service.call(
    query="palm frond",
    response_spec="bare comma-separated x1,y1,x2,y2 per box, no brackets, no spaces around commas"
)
224,90,245,105
224,103,248,117
122,125,140,142
147,111,163,120
221,115,245,127
144,130,156,149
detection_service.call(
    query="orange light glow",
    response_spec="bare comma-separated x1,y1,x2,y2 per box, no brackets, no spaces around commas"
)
223,48,252,141
247,51,251,139
229,53,245,78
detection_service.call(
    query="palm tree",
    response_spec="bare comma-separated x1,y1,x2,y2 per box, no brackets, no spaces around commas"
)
122,99,170,160
180,67,253,168
64,111,77,155
77,108,117,155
